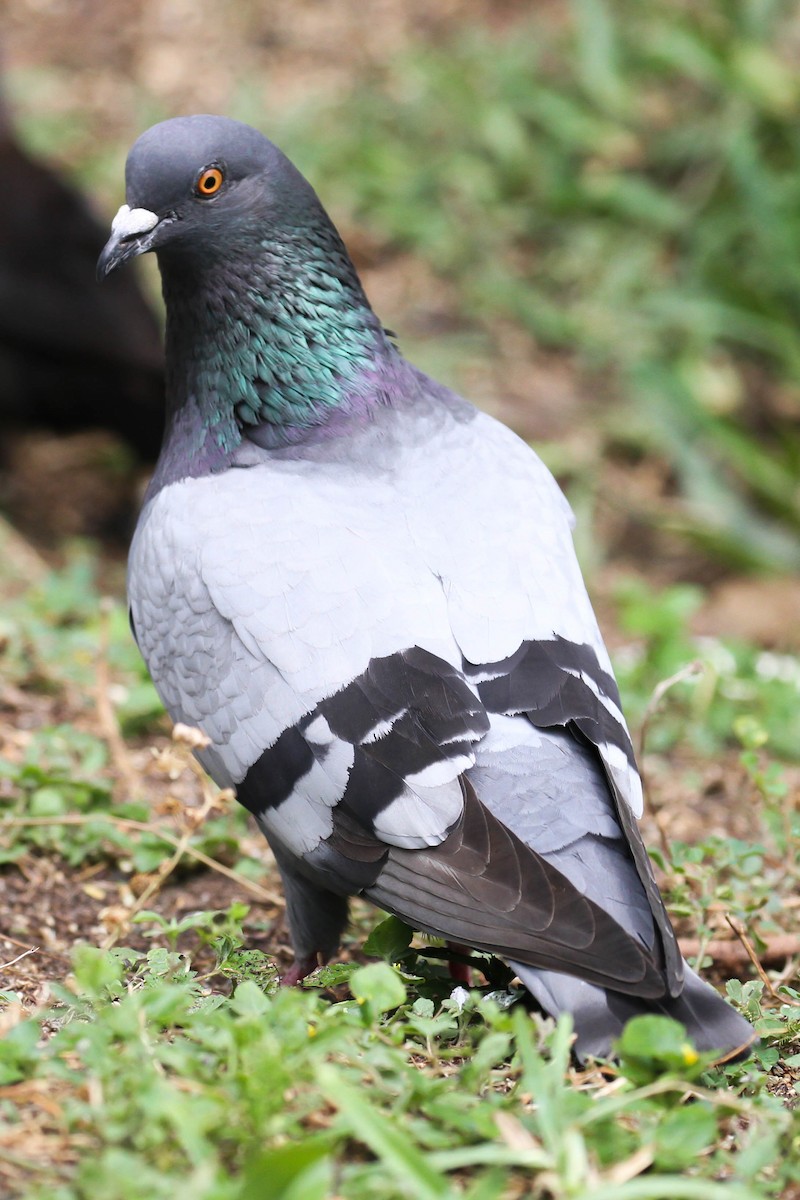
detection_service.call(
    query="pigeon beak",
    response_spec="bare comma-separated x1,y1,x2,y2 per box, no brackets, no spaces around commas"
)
96,204,161,281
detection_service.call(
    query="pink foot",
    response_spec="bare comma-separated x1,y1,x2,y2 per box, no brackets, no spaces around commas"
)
280,954,320,987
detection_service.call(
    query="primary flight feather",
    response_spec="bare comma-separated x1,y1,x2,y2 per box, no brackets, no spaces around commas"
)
98,115,753,1060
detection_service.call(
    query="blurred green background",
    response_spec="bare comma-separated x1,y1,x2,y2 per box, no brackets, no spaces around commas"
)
4,0,800,582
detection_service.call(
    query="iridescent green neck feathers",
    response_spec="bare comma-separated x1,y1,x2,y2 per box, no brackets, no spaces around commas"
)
160,217,394,457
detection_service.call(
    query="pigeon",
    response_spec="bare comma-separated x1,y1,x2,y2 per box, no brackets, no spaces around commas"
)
98,115,753,1061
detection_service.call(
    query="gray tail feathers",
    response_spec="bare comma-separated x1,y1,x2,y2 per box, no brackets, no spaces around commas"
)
511,959,756,1063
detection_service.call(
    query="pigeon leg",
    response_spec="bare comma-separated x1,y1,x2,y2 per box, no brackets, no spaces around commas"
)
270,842,349,984
447,942,472,985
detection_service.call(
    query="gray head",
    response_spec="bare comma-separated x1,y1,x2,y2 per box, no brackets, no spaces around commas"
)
97,115,325,278
96,116,397,476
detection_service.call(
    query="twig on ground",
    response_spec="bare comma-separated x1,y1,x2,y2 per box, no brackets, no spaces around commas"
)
678,927,800,986
0,946,39,972
0,933,71,964
724,914,781,1001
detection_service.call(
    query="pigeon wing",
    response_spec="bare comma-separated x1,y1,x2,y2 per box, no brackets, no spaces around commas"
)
128,390,674,996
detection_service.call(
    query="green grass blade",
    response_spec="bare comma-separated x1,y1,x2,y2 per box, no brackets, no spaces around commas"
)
316,1064,456,1200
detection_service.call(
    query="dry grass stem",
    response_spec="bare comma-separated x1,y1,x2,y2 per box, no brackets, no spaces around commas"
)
94,597,140,802
0,946,38,972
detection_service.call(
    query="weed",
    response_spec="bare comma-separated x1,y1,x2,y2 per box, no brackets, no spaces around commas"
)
0,942,796,1199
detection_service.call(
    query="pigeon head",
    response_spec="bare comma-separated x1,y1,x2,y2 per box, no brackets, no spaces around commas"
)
98,116,397,464
97,115,321,278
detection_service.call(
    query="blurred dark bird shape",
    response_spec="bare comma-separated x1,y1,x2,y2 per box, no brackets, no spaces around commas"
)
0,90,164,461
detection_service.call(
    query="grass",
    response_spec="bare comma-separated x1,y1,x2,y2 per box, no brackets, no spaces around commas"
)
0,947,794,1200
611,576,800,759
0,550,798,1198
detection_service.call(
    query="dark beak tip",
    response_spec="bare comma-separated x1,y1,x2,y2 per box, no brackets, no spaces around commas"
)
96,239,119,283
96,233,139,282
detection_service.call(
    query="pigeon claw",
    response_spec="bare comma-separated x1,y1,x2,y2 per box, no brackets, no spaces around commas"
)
280,953,322,987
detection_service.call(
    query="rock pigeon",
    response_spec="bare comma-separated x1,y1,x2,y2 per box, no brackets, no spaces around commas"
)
98,115,753,1061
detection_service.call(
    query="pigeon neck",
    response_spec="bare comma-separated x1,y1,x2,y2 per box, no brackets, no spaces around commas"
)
157,225,396,470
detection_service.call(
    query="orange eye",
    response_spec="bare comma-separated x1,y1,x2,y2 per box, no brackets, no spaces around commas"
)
196,166,224,197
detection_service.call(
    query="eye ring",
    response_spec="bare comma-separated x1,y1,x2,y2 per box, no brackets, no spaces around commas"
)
196,166,224,197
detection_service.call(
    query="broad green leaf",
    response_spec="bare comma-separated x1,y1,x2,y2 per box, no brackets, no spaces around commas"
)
230,979,272,1017
362,914,414,961
238,1138,334,1200
349,962,407,1014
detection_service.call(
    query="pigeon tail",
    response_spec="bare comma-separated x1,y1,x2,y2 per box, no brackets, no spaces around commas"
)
511,959,756,1063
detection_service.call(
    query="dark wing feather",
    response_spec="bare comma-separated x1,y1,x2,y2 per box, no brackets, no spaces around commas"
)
367,777,668,998
239,647,488,857
469,636,634,771
238,641,672,999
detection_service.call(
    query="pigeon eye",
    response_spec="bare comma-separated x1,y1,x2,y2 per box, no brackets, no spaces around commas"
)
196,167,224,197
